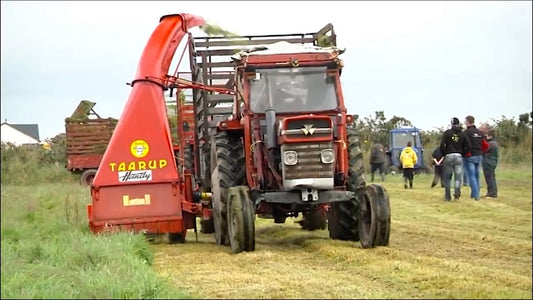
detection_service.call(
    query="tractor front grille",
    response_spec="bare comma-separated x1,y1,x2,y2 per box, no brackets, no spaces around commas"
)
281,142,334,180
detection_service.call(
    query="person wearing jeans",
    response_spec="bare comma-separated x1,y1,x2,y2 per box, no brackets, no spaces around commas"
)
439,117,471,201
463,115,488,201
481,128,499,198
442,153,464,200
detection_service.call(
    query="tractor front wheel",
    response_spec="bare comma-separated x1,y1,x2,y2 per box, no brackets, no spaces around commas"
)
227,186,256,253
328,127,365,241
358,183,391,248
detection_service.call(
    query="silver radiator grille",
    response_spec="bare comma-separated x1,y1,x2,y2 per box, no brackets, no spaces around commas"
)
281,142,334,180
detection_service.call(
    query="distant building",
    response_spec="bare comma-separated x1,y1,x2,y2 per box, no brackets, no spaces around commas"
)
1,121,40,145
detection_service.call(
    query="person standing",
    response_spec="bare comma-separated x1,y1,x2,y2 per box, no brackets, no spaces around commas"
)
439,117,471,201
431,146,445,188
370,143,387,182
463,115,485,201
400,141,417,189
482,128,499,198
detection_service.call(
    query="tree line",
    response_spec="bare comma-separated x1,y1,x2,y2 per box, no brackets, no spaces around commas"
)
349,111,532,166
2,111,530,185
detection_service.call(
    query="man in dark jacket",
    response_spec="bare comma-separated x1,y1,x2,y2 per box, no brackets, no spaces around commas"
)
370,143,387,181
431,146,445,188
463,115,486,201
439,117,471,201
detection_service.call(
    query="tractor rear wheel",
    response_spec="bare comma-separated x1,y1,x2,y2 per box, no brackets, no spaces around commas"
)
227,186,255,253
80,169,97,186
358,183,390,248
210,132,245,246
300,208,327,231
328,127,366,241
184,143,195,175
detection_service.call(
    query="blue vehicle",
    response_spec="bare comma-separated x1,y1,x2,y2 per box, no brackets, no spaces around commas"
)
387,127,427,174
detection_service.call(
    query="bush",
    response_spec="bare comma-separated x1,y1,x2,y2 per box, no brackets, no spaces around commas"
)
1,142,73,185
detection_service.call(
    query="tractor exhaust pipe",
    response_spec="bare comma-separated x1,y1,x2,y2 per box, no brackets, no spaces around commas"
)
265,107,277,150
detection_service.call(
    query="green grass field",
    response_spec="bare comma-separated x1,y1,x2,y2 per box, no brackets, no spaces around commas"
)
1,165,531,299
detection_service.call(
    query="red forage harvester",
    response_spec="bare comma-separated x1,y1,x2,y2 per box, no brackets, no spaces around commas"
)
87,13,205,242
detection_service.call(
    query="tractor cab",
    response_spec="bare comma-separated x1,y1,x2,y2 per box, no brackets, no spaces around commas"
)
248,65,338,114
388,127,425,173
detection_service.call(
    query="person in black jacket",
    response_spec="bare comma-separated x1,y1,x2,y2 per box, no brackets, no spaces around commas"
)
370,143,387,182
463,115,486,201
431,146,445,188
439,117,471,201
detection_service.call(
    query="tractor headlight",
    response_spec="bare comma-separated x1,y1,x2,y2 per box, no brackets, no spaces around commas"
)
320,149,335,164
283,151,298,166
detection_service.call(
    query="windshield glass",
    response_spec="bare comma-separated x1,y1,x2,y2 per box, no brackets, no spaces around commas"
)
249,66,338,113
392,132,417,148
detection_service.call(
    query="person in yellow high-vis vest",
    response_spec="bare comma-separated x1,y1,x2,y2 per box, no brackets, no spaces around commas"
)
400,141,418,189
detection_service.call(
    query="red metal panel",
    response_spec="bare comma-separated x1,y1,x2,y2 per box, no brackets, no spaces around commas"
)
91,183,182,221
67,154,103,170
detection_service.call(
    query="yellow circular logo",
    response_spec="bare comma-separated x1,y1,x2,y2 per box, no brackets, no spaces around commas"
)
130,140,149,158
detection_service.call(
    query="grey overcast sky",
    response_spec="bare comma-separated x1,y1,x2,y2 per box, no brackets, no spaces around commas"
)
1,1,531,140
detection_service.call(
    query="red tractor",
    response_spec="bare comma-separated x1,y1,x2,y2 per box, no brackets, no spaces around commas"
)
185,23,391,252
88,13,391,252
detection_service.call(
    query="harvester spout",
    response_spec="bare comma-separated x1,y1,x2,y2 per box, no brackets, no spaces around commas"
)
132,13,205,87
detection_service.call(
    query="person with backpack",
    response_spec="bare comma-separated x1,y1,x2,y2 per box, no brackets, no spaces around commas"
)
439,117,471,201
400,141,417,189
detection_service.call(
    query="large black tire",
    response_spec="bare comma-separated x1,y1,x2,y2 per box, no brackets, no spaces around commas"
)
359,183,391,248
80,169,97,186
300,208,327,231
168,232,186,244
210,132,245,246
327,127,366,241
227,186,256,253
184,143,195,176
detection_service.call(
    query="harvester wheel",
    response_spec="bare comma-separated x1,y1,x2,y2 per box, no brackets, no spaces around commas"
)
327,127,366,241
300,208,327,231
358,183,391,248
80,169,97,186
210,132,246,246
227,186,256,253
168,232,186,244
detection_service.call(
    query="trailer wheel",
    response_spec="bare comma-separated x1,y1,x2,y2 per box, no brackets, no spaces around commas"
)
300,208,327,231
328,127,366,241
227,186,255,253
359,183,390,248
80,169,97,186
210,132,245,246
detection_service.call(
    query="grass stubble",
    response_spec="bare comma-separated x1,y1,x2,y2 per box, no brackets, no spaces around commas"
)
1,166,531,298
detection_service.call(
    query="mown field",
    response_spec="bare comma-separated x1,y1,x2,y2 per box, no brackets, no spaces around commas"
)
1,165,532,299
